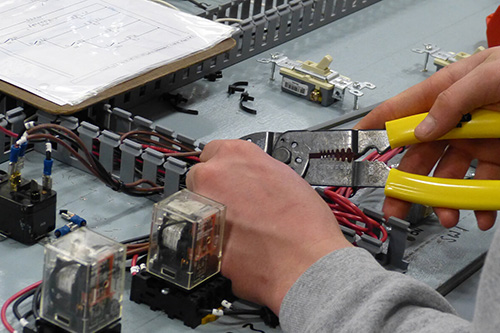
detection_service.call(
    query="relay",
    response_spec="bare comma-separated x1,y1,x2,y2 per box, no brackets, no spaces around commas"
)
0,170,57,244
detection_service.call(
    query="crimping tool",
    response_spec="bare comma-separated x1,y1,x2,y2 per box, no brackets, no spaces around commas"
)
242,109,500,210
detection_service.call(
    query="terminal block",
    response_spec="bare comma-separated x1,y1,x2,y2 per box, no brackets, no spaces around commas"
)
258,53,375,109
147,189,226,290
130,271,234,329
0,170,56,244
40,228,126,333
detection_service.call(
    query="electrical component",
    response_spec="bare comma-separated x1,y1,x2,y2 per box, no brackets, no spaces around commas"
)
147,189,226,290
412,43,485,71
42,142,53,192
130,271,234,329
0,170,57,244
8,144,22,191
54,210,87,238
258,53,375,109
40,228,126,333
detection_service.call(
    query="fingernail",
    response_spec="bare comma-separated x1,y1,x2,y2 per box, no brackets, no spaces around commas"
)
415,115,436,139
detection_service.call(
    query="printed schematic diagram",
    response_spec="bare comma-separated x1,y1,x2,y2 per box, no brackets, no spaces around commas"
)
0,0,235,106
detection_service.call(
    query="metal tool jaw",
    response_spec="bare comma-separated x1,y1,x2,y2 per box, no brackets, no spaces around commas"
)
242,130,392,187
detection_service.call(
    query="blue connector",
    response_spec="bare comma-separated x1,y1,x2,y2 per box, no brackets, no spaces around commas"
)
9,144,20,163
43,158,53,176
54,224,72,238
59,210,87,227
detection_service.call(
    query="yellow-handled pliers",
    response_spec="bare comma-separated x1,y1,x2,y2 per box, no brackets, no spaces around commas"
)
242,109,500,210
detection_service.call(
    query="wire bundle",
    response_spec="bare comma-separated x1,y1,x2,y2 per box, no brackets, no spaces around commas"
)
321,147,404,243
1,281,42,333
0,120,201,196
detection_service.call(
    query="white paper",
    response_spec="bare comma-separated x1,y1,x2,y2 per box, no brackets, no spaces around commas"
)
0,0,236,106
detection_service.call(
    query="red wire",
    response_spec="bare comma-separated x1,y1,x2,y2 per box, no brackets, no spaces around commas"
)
131,254,139,276
1,280,42,333
322,147,400,243
0,125,18,138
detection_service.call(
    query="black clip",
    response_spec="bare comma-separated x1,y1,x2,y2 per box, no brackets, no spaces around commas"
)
239,91,257,115
228,81,248,95
162,93,199,115
204,71,223,82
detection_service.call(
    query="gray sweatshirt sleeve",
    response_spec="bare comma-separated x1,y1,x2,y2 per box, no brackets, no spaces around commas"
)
279,247,472,333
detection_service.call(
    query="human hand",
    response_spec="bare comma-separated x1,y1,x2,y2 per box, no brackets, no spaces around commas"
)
186,140,352,314
355,46,500,230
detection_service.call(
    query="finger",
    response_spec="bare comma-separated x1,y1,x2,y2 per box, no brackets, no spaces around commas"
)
397,141,448,175
433,208,460,228
382,141,447,219
185,163,199,191
415,52,500,140
431,144,473,228
382,196,412,220
472,160,500,230
355,49,493,130
198,140,225,162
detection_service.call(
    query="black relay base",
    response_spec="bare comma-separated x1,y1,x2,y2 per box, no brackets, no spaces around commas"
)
130,271,235,329
23,318,121,333
0,170,57,244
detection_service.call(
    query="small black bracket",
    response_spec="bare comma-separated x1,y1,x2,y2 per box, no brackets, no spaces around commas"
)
239,91,257,115
204,71,223,82
162,93,199,115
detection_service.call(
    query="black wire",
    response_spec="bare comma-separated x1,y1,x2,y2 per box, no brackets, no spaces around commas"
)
198,308,262,316
32,284,42,319
121,234,150,244
21,309,34,321
12,289,36,320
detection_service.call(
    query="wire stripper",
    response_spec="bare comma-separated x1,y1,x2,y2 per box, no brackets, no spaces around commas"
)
242,109,500,210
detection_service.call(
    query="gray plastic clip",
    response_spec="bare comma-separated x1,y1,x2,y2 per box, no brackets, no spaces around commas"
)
154,125,176,139
340,225,357,243
98,130,121,172
132,116,153,131
59,116,79,131
119,139,142,183
0,114,8,162
35,110,57,125
163,157,188,197
6,107,25,139
175,133,196,148
77,122,100,153
386,217,410,272
141,147,164,185
110,107,132,133
358,234,383,255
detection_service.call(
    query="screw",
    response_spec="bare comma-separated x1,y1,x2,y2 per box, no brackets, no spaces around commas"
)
161,288,170,295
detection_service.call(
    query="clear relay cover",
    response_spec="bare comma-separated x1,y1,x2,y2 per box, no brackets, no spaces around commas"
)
40,228,126,333
147,189,226,290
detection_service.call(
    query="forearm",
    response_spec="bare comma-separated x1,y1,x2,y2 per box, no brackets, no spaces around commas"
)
280,248,470,333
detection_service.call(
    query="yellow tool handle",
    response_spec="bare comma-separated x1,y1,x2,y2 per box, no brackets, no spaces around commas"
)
385,109,500,148
385,169,500,210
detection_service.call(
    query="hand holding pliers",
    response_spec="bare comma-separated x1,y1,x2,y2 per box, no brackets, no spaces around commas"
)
242,109,500,210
